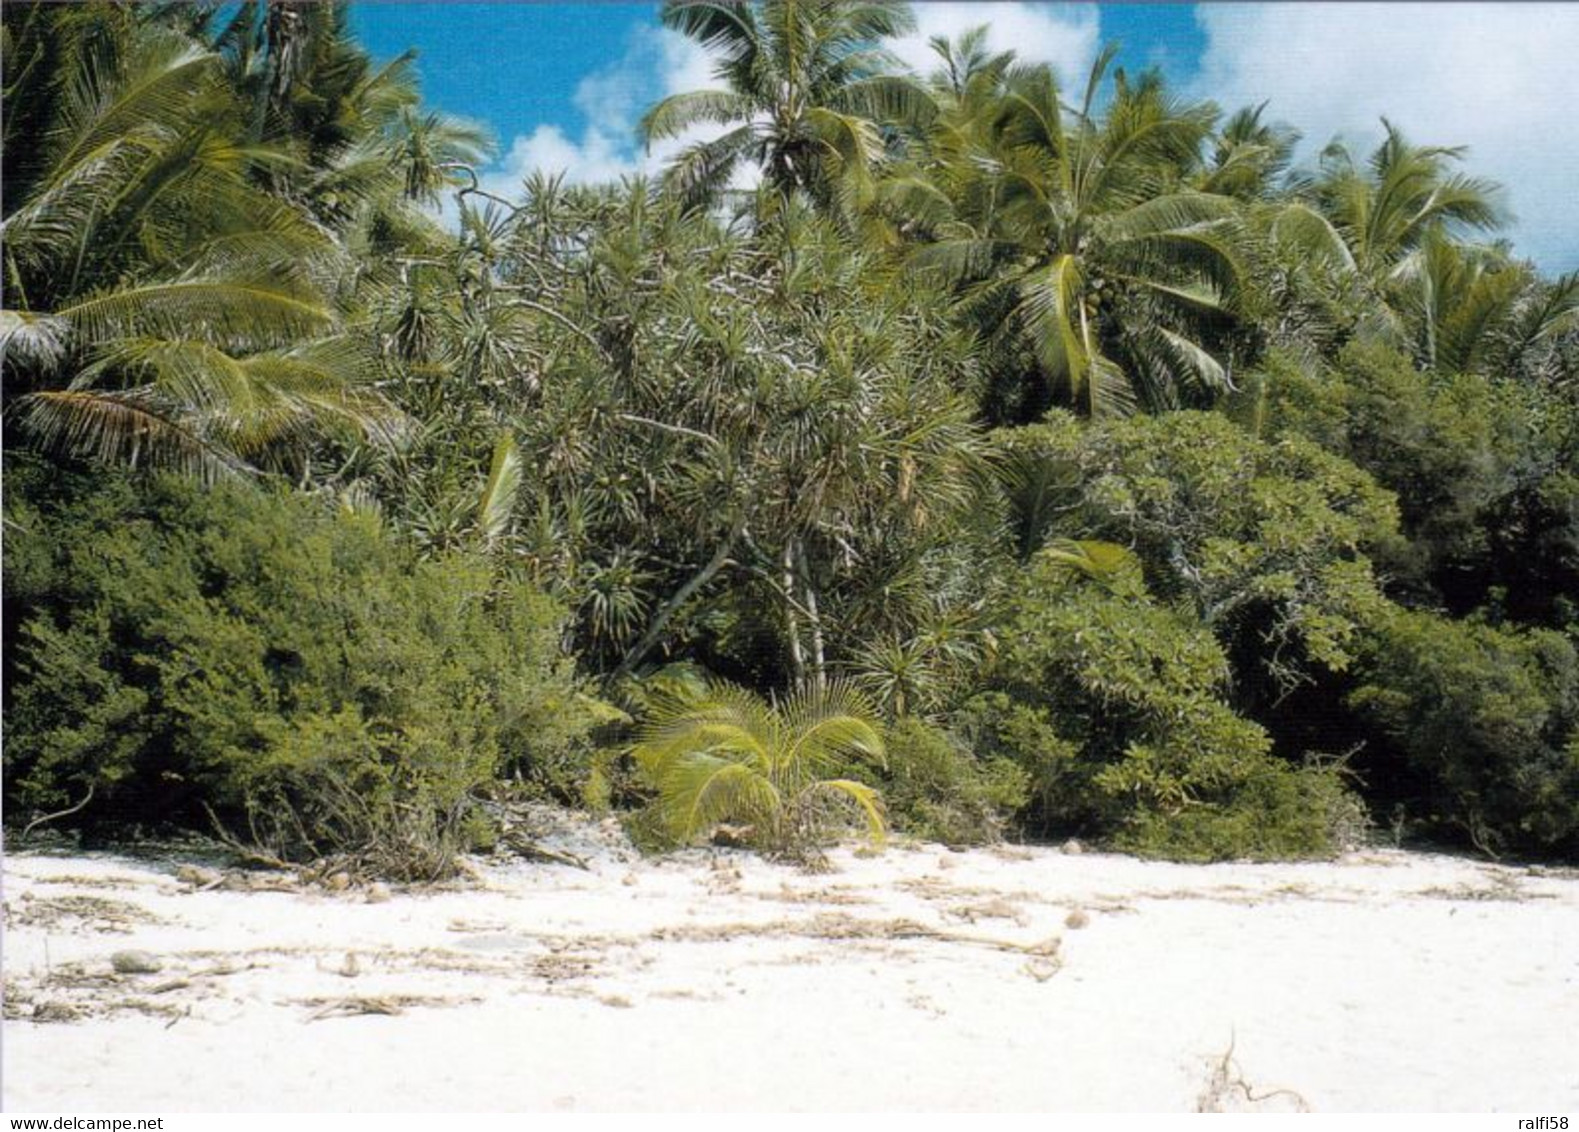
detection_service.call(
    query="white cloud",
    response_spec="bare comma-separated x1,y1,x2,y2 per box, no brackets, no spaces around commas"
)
471,23,719,201
886,3,1100,87
1192,3,1579,272
487,126,634,192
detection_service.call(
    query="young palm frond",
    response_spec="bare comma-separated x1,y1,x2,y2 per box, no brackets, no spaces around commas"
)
632,677,887,852
1040,538,1145,594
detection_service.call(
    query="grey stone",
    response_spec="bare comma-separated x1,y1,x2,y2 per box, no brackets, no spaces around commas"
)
111,950,163,975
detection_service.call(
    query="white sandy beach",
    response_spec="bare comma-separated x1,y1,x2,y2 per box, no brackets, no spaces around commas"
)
4,816,1577,1112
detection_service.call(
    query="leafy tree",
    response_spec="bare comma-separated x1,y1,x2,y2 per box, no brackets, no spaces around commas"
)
992,410,1398,701
7,0,1579,870
1239,342,1579,624
971,548,1362,859
1351,607,1579,859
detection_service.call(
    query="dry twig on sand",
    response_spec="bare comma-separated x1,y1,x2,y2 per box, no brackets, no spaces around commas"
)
1197,1033,1311,1112
293,994,480,1022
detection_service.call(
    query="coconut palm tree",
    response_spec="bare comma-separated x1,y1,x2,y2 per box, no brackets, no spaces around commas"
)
1390,232,1579,377
1315,120,1506,279
1,2,399,479
212,1,492,224
893,45,1247,416
1288,124,1548,368
1198,102,1299,201
638,0,934,218
631,675,887,852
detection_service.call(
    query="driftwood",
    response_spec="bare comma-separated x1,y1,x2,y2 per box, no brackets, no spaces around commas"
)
21,784,95,840
500,830,590,871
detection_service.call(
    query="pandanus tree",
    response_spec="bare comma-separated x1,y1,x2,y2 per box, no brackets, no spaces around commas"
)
891,43,1248,417
485,181,990,694
0,2,400,479
638,0,935,220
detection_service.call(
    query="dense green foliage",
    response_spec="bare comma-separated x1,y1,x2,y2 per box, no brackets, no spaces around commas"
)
971,551,1365,859
1241,342,1579,624
995,412,1397,698
1351,608,1579,858
846,716,1028,846
4,461,596,876
5,0,1577,868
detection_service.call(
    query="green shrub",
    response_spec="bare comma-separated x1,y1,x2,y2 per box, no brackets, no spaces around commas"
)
992,410,1398,701
953,693,1083,820
1351,607,1579,859
863,717,1028,846
974,552,1363,860
1238,343,1579,624
1114,759,1366,862
3,465,598,877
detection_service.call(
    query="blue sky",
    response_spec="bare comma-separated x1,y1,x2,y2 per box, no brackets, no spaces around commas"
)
351,3,1579,272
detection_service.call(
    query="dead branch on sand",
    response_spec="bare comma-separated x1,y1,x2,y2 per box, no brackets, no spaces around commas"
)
1197,1032,1311,1112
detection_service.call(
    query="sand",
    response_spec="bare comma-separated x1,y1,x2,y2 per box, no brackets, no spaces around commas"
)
4,816,1577,1112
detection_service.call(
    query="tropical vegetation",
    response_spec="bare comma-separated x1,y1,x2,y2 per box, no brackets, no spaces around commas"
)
6,0,1577,871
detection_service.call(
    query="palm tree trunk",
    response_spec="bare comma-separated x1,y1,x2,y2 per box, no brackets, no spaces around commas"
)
797,538,827,691
782,540,806,690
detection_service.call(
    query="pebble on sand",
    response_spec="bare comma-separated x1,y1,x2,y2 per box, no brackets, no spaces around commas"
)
110,950,163,975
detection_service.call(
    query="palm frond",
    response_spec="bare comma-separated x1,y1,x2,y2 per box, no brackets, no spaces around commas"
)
640,89,753,143
834,75,937,130
477,432,522,547
59,277,334,349
44,36,217,196
659,0,759,64
1102,192,1238,243
1267,201,1356,272
799,778,887,844
17,388,249,481
662,125,756,211
1014,253,1089,398
653,753,782,843
632,676,888,850
0,309,71,370
780,681,885,778
1151,326,1232,393
1087,352,1138,418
